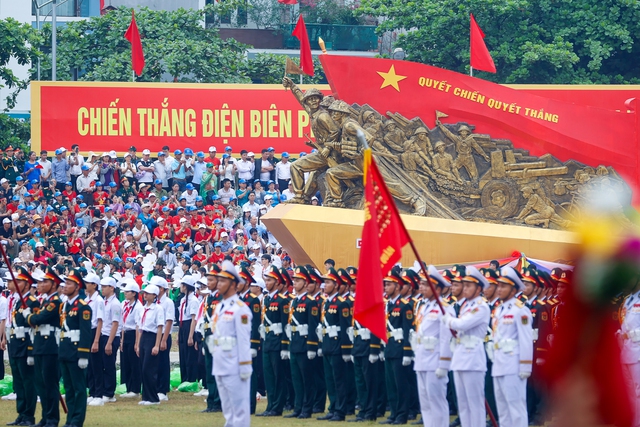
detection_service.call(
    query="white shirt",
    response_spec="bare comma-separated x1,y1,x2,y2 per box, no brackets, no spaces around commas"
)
38,159,52,180
85,291,104,329
120,161,137,178
76,174,94,193
154,160,169,187
179,293,199,324
121,300,143,332
491,297,533,376
218,187,235,205
101,294,122,336
211,295,253,377
413,297,454,372
68,153,84,175
137,302,165,333
275,161,291,181
192,161,207,185
448,296,490,372
259,159,272,181
158,294,176,335
0,295,7,322
282,189,294,201
621,291,640,364
180,190,197,206
236,160,255,180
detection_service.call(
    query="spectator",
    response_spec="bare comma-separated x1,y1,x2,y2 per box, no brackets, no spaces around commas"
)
24,151,41,189
171,150,189,191
206,146,220,170
253,149,275,186
137,149,155,186
154,152,170,189
218,179,235,206
68,145,84,191
199,163,217,202
242,192,259,218
38,150,52,188
252,181,266,205
192,152,207,192
237,150,255,182
265,181,280,207
282,182,295,201
219,154,237,185
120,153,138,186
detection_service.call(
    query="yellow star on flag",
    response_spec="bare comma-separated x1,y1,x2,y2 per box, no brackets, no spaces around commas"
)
377,65,407,92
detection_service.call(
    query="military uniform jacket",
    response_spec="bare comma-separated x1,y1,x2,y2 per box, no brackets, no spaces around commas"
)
449,296,490,372
352,318,381,358
203,291,222,338
384,296,414,359
491,297,533,376
321,294,352,356
413,298,454,372
526,297,551,356
8,292,40,358
242,291,262,351
621,291,640,364
1,157,18,182
288,293,319,354
262,292,289,353
59,296,92,362
27,292,62,355
211,295,253,377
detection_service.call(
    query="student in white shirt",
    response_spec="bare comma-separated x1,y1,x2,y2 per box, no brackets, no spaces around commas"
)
178,276,199,383
151,276,175,401
135,284,165,405
119,280,143,399
84,274,105,406
99,277,122,404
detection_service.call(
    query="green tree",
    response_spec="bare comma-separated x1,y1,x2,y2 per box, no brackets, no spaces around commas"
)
243,53,326,84
357,0,640,84
0,18,42,110
39,6,251,83
0,116,30,151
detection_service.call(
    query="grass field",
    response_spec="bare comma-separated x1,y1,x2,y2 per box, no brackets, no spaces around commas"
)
0,392,387,426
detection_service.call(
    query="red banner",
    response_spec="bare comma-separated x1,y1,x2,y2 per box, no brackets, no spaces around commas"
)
32,82,327,155
319,55,640,203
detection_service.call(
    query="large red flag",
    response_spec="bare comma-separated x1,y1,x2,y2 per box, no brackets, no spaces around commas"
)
124,11,145,77
355,149,411,343
470,13,496,73
292,15,314,77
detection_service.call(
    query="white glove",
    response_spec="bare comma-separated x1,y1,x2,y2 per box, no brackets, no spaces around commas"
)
441,313,453,328
317,348,323,357
402,356,412,366
368,354,379,364
78,358,89,369
435,368,448,378
205,335,215,354
280,350,290,360
536,358,545,366
250,349,258,358
307,350,316,360
351,355,354,363
519,371,531,380
22,308,31,319
26,357,34,366
379,353,385,362
240,372,251,381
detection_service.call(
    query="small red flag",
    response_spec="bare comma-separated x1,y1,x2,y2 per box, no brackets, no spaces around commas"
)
124,11,145,77
292,15,314,77
470,13,496,73
278,0,297,4
355,150,411,343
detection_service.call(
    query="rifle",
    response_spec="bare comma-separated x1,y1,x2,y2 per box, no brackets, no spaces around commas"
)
303,134,355,188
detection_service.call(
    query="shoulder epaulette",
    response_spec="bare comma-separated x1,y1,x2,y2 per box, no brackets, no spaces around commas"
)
441,300,450,307
29,296,37,302
79,300,88,305
338,296,345,302
250,293,259,298
515,300,524,308
236,300,246,307
482,297,488,302
52,296,59,300
278,293,287,299
450,296,458,302
400,298,409,304
348,296,354,302
538,300,546,306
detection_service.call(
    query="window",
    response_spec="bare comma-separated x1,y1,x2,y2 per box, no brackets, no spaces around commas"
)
33,0,80,18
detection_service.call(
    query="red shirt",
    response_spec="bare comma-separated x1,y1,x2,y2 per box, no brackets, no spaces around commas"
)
190,215,205,228
232,253,246,265
28,189,44,201
209,252,225,264
172,215,186,229
211,203,227,217
94,191,109,205
174,227,190,244
193,253,207,263
153,226,171,241
63,190,77,200
194,231,210,243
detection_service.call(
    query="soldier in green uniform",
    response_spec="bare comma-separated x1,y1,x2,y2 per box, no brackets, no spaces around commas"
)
279,267,296,411
305,265,327,414
284,266,319,419
25,267,64,427
237,267,261,414
257,266,289,417
59,269,92,427
202,265,223,413
47,225,67,257
1,147,19,184
401,269,421,421
336,268,357,416
6,267,39,427
381,269,414,425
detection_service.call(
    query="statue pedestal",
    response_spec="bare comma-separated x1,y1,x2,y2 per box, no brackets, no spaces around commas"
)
262,204,579,268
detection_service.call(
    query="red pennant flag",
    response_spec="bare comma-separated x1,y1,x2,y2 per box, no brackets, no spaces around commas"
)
355,150,411,343
291,15,314,77
124,11,145,77
470,13,496,73
278,0,297,4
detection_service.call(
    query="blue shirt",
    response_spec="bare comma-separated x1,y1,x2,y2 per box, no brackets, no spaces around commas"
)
51,158,69,183
171,160,186,179
24,161,41,185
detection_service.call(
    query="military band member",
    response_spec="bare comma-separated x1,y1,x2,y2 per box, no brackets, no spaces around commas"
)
381,269,414,425
7,267,39,427
317,267,350,421
119,279,143,399
208,260,253,427
493,267,533,427
238,267,261,414
59,269,92,427
257,266,288,417
284,265,319,419
202,265,223,413
442,266,491,427
25,267,63,427
412,266,454,427
135,284,165,405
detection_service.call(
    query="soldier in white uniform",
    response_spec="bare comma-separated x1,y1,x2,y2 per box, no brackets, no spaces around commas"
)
207,260,253,427
442,266,491,427
620,281,640,427
413,265,455,427
493,266,533,427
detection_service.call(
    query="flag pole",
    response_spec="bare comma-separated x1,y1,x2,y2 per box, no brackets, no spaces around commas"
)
470,66,473,77
356,129,497,427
